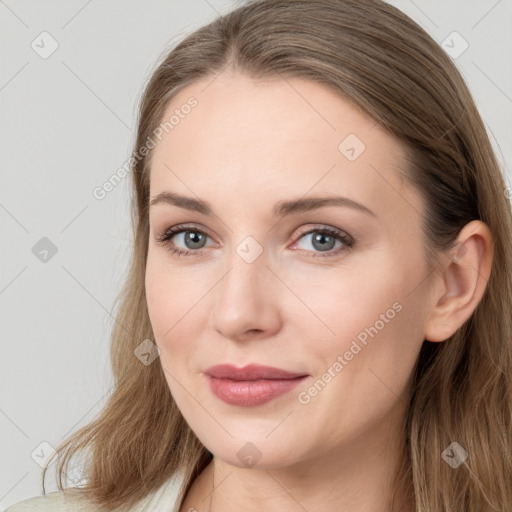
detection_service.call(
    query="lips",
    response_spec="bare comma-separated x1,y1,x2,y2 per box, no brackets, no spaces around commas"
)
205,364,307,380
204,364,308,406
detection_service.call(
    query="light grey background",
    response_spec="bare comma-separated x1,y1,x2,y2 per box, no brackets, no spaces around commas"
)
1,0,511,508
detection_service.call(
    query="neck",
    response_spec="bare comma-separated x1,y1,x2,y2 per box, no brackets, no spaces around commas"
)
179,405,415,512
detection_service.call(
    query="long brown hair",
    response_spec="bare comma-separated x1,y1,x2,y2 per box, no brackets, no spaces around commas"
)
43,0,512,510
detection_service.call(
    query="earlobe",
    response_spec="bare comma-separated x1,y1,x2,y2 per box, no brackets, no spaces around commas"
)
424,220,494,343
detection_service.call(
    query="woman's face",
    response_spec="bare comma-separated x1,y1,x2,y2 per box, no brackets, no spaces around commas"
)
145,72,433,469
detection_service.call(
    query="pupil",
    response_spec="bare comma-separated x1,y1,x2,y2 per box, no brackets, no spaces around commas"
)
313,233,334,251
186,232,204,249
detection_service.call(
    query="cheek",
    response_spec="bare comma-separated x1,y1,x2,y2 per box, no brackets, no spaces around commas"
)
288,259,424,394
145,262,183,371
293,300,421,446
145,255,206,339
144,255,215,384
282,261,404,348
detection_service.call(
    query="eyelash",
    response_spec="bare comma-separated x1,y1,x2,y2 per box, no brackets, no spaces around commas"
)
155,223,355,259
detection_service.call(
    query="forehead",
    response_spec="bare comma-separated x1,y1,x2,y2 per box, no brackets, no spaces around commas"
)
149,72,421,224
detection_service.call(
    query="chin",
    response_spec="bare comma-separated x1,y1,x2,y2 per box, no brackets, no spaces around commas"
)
195,430,306,470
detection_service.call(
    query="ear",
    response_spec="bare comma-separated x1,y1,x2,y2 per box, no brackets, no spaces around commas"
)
424,220,494,343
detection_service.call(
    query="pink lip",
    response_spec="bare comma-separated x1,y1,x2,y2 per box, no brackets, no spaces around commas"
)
204,364,308,406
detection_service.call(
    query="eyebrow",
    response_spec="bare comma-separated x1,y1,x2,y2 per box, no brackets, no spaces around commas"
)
149,191,376,218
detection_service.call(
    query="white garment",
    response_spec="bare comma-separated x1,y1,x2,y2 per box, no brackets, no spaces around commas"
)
6,471,186,512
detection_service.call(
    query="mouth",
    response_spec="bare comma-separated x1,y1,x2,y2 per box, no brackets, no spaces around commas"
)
204,364,309,407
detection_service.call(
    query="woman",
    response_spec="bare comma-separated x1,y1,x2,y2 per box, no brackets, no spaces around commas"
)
8,0,511,510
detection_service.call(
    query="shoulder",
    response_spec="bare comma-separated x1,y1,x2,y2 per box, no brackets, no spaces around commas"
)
6,488,94,511
6,472,186,512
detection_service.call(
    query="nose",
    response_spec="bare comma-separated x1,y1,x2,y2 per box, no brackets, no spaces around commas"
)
209,242,282,343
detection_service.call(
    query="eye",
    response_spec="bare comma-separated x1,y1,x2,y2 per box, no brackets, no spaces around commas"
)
291,225,354,258
154,223,354,258
155,224,214,257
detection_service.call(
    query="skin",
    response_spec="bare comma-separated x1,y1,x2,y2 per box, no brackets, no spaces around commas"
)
144,71,494,512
